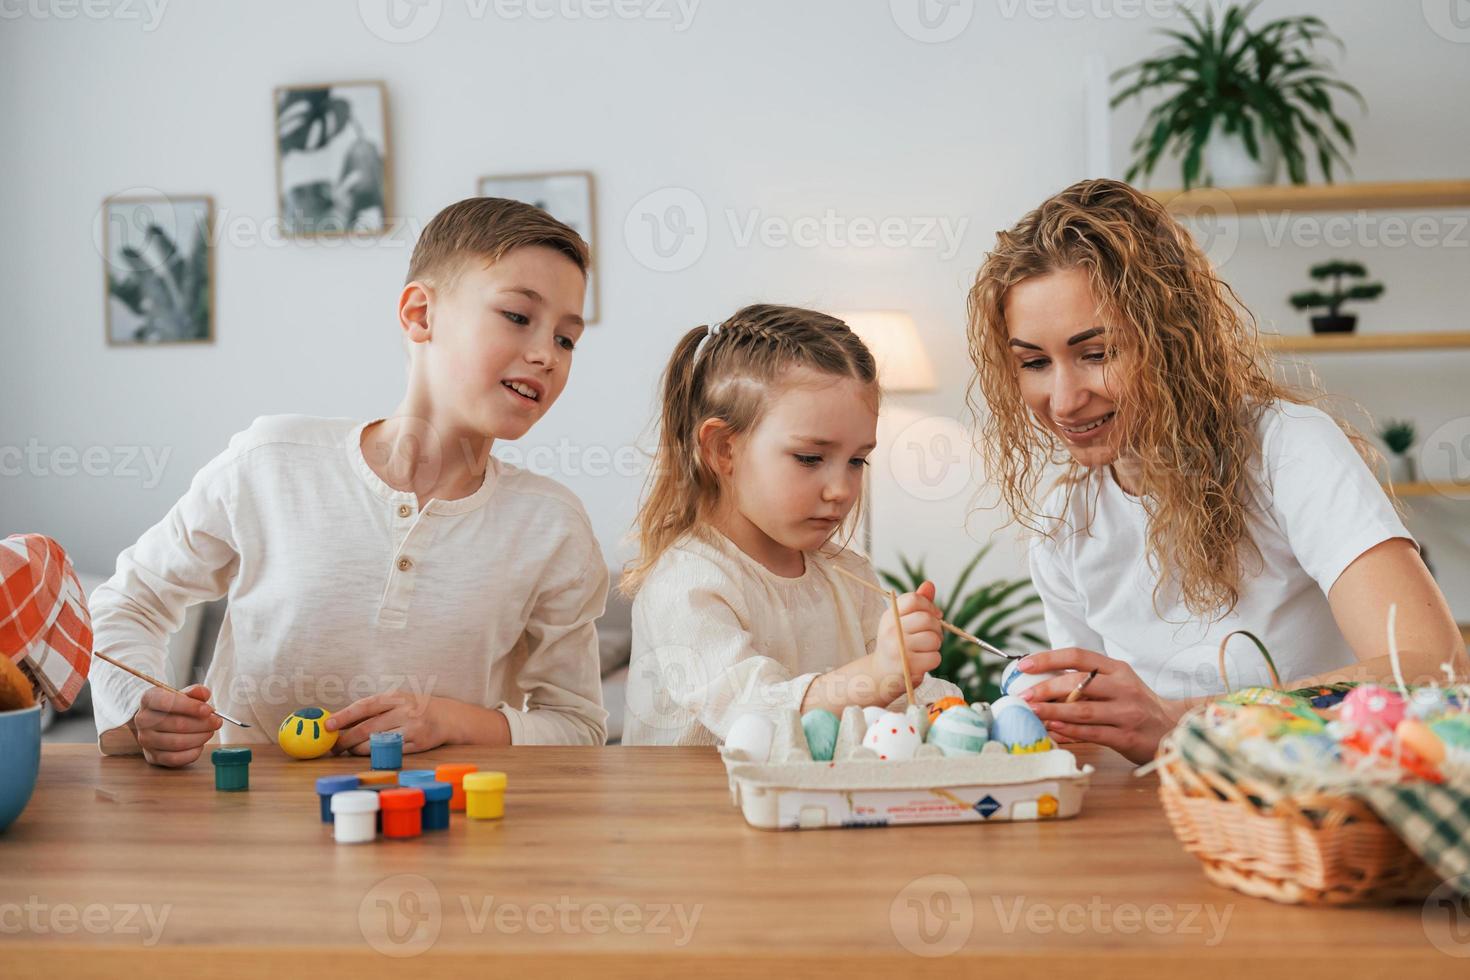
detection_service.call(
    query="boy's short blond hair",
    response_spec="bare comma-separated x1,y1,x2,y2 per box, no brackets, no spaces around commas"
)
407,197,590,287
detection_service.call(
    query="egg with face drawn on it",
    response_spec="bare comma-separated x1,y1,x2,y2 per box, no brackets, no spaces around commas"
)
278,706,339,759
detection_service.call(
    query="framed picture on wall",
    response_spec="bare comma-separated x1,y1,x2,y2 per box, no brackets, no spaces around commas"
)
103,194,214,346
477,170,598,324
275,80,392,237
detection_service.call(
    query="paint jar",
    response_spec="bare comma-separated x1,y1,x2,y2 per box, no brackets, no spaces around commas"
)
462,771,507,820
331,790,380,844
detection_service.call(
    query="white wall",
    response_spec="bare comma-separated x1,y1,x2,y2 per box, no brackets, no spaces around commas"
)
2,0,1467,620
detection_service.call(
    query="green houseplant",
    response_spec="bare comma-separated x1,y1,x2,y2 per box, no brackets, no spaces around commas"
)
880,545,1046,704
1379,419,1417,484
1288,260,1384,334
1111,1,1363,189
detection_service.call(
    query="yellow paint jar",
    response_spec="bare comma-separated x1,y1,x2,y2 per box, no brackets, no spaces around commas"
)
462,771,507,820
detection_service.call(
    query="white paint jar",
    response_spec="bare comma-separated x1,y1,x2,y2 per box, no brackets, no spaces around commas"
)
331,790,379,844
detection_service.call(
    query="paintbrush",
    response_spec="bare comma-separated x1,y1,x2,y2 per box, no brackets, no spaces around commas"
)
92,650,252,728
831,564,1024,660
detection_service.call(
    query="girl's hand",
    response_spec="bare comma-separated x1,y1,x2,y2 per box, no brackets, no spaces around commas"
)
326,691,450,755
1013,648,1183,765
129,684,222,768
874,581,943,692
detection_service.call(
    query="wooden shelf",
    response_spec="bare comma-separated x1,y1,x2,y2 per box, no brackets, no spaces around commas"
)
1385,481,1467,499
1151,179,1470,214
1264,331,1470,353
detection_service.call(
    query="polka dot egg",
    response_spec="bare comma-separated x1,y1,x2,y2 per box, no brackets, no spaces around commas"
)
862,711,923,761
1338,684,1406,735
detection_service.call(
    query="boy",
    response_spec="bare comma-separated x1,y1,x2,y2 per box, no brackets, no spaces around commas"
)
90,198,608,766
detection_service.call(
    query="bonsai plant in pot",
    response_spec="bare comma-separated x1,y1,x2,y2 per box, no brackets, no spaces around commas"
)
1379,419,1417,485
1289,260,1384,334
1112,0,1363,189
880,545,1046,704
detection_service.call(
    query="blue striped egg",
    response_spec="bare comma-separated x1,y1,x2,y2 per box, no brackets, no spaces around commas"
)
990,697,1052,754
1000,660,1065,697
925,705,989,756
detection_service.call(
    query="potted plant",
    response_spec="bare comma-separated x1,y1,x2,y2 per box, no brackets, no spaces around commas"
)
1288,260,1385,334
881,545,1046,704
1379,419,1417,485
1112,1,1363,189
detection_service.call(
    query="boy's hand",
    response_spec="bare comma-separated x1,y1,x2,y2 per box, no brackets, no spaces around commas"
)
875,581,943,690
326,691,450,755
129,684,222,768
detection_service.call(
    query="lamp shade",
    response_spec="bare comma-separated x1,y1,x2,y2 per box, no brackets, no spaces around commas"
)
836,311,938,393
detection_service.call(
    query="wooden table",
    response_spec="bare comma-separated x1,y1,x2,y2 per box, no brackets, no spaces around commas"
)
2,744,1461,978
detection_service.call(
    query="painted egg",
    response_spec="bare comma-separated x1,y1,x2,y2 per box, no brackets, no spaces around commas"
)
862,705,885,731
926,696,968,725
1275,733,1341,767
925,705,990,756
724,713,775,763
801,709,841,762
277,706,339,760
990,699,1052,754
1408,687,1453,720
1000,660,1065,697
861,711,923,761
1430,715,1470,750
1338,684,1406,734
1396,719,1445,765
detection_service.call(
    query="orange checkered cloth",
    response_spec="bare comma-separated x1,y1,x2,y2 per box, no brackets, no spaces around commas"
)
0,534,92,709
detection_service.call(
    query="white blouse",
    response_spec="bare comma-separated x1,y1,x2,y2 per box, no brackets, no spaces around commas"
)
1029,401,1414,700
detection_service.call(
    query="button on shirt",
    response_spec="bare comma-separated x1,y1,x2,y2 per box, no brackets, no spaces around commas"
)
89,415,609,751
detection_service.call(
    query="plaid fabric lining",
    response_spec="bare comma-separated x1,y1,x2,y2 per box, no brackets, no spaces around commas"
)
0,534,92,709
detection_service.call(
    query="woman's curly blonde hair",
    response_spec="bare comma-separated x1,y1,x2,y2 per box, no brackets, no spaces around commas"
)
967,179,1380,620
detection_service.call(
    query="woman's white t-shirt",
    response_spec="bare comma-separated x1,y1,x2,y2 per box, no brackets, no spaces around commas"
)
1028,401,1414,700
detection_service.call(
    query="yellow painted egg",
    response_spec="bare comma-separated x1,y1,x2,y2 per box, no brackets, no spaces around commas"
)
277,706,339,759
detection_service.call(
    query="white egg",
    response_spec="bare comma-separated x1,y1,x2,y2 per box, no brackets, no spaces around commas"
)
724,712,774,763
862,705,885,730
861,710,923,761
1000,660,1067,697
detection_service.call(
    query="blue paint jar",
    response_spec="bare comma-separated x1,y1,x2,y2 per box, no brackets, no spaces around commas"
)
420,780,453,831
315,774,361,823
369,731,403,770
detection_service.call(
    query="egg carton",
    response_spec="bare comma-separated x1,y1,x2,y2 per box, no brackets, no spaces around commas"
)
720,704,1094,831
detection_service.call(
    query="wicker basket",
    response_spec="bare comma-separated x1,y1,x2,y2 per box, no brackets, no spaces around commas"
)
1154,631,1439,906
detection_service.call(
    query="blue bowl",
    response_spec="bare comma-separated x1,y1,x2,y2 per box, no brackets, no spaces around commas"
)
0,704,42,832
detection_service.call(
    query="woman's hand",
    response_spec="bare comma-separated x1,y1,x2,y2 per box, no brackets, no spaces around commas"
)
326,691,451,755
1013,648,1183,765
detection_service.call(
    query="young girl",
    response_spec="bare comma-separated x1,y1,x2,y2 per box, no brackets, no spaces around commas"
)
622,304,960,746
969,179,1463,764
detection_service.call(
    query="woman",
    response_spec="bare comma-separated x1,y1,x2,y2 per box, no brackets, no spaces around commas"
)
968,179,1463,764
